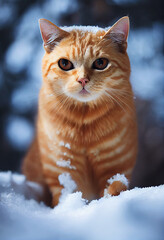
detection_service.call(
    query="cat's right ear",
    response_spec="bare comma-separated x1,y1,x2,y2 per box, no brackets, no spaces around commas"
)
39,19,70,53
103,16,130,53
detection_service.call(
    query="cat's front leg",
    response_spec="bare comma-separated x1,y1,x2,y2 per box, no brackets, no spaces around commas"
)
43,167,77,207
103,174,129,197
46,177,65,206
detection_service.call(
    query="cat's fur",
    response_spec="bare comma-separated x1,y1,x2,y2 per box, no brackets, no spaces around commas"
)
22,17,137,206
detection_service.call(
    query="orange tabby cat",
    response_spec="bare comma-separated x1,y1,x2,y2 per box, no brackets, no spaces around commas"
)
22,16,137,206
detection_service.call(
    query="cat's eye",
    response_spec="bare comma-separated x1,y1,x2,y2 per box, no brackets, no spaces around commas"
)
58,59,74,71
92,58,109,70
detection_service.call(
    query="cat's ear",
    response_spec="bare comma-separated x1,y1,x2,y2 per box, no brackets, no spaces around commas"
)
103,16,129,53
39,19,70,53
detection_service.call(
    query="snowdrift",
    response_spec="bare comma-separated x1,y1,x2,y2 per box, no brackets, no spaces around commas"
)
0,171,164,240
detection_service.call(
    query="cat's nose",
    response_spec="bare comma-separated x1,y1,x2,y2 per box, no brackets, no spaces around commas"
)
78,78,89,88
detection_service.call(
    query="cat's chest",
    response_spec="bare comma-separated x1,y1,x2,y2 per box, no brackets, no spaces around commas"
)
41,122,127,161
40,111,128,161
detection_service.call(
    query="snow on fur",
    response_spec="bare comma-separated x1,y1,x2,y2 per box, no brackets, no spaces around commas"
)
59,141,71,149
56,159,76,170
107,173,129,187
62,25,108,33
0,171,164,240
58,172,77,202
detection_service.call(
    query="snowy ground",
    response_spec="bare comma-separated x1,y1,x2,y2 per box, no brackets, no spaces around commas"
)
0,172,164,240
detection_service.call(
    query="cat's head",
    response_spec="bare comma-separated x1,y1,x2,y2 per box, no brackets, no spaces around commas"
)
39,17,131,104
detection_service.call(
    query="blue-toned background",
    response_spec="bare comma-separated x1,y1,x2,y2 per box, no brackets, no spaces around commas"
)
0,0,164,188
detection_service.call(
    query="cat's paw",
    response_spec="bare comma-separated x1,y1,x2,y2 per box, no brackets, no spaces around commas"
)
104,174,129,197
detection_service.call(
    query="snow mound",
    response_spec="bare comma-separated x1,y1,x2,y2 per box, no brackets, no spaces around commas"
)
0,171,164,240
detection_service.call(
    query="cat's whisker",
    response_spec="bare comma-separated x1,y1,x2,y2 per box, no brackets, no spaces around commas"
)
104,90,125,112
107,90,135,117
106,87,133,101
105,90,135,121
109,88,133,98
109,91,133,106
99,95,114,110
45,93,71,114
114,95,133,114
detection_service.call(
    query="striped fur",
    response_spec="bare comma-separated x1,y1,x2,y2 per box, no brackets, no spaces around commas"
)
22,17,137,206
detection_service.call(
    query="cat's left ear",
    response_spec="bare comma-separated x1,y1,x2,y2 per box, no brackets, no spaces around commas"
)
39,19,70,53
103,16,130,53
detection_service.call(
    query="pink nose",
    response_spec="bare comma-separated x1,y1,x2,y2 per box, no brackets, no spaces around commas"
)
78,78,89,88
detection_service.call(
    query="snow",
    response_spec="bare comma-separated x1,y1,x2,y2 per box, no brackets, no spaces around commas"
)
0,171,164,240
58,172,77,202
56,159,76,170
107,173,129,187
62,25,106,33
0,172,44,202
56,130,60,135
59,141,64,146
59,141,71,149
65,143,71,149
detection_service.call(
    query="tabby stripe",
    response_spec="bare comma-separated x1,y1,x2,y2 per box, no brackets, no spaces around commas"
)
111,60,125,71
43,169,64,179
89,46,94,58
72,47,75,58
42,157,55,166
58,145,85,155
95,140,135,164
50,186,63,203
101,155,135,181
56,157,84,170
47,152,84,169
95,143,126,161
46,178,59,185
97,147,135,171
95,138,127,156
58,150,85,160
43,151,85,174
89,126,127,151
48,182,61,187
43,163,63,174
88,123,125,149
72,167,84,178
122,168,133,177
40,147,47,154
59,158,84,170
51,186,62,193
99,158,135,190
44,61,58,77
52,191,62,206
46,153,57,162
111,75,125,80
44,158,84,179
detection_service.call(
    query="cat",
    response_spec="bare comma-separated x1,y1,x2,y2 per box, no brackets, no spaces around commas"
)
22,16,138,206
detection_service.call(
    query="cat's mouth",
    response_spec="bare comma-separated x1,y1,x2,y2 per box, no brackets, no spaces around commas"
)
79,88,90,95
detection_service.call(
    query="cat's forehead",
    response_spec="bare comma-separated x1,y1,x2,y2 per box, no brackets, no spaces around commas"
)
57,26,109,58
47,26,113,61
61,26,108,42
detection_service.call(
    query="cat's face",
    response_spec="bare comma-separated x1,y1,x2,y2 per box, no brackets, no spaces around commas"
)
40,17,131,104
